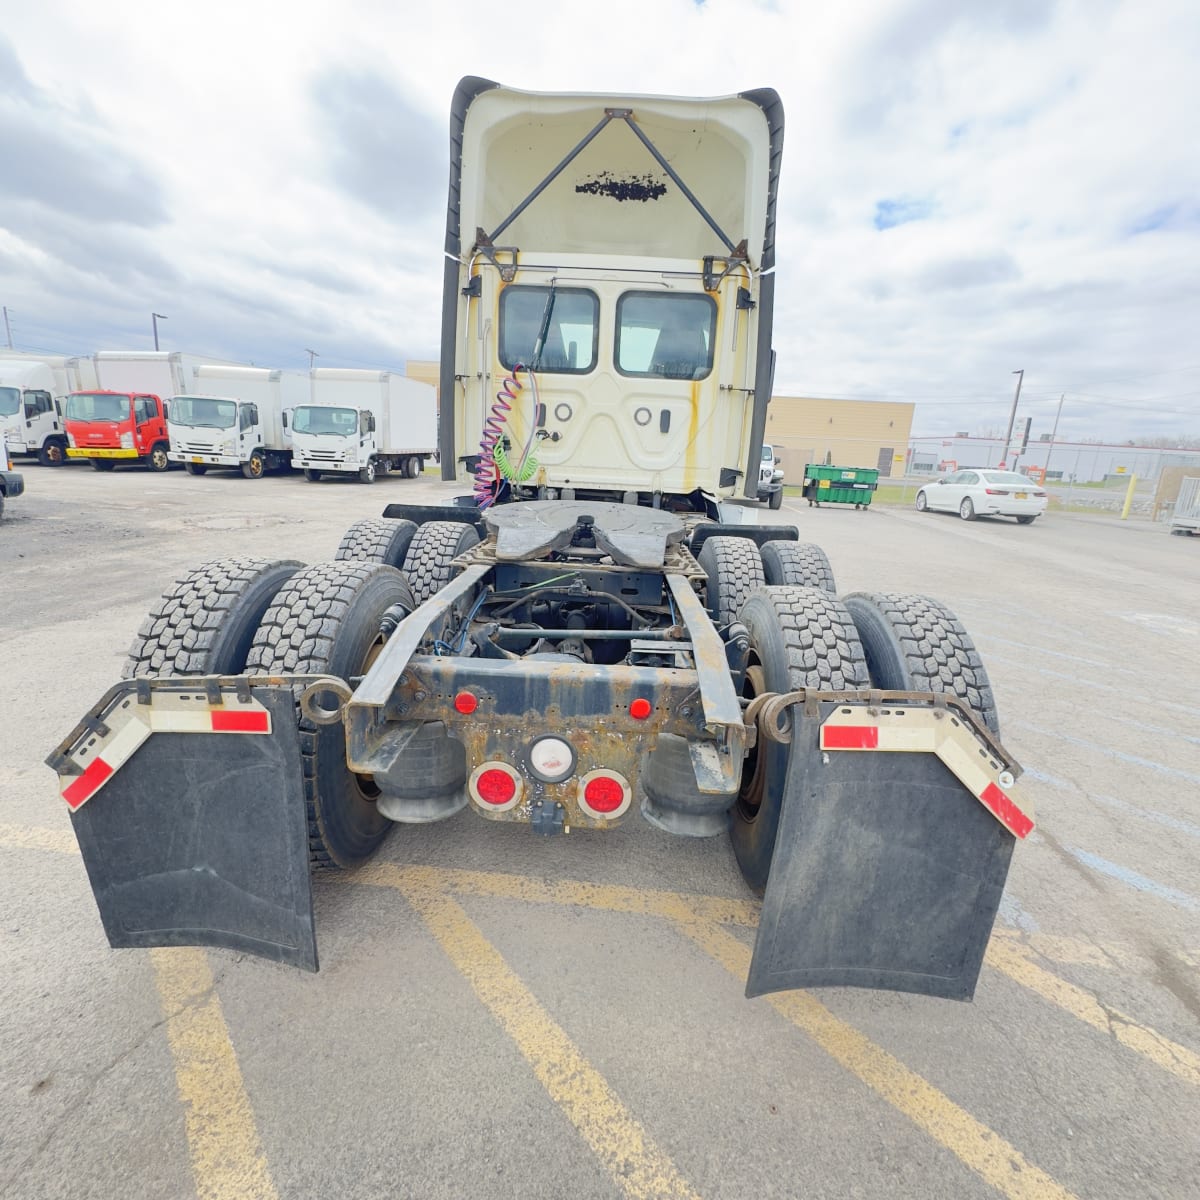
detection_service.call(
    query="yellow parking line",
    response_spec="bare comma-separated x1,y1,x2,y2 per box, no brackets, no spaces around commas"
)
396,867,700,1200
0,822,76,855
670,918,1077,1200
985,937,1200,1087
347,865,1200,1089
150,948,278,1200
347,860,761,926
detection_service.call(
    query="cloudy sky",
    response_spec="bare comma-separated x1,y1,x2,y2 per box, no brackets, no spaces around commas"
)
3,0,1198,442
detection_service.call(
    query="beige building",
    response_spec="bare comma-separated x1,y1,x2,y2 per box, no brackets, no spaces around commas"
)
405,359,440,406
765,396,915,480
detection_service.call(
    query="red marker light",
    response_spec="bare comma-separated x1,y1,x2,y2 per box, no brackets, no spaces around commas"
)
629,698,652,720
454,691,478,714
583,775,625,813
476,768,516,806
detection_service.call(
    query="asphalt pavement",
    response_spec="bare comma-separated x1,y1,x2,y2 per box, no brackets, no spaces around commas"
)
1,462,1198,1200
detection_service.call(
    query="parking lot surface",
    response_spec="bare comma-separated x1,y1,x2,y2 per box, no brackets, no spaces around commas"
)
2,464,1198,1199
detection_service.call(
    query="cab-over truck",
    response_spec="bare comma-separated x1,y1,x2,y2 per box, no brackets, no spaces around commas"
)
49,80,1033,1002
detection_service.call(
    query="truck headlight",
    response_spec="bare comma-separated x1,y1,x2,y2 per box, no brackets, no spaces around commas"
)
67,432,76,448
120,432,134,449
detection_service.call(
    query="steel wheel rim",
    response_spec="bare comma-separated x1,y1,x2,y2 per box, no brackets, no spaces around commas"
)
736,661,768,822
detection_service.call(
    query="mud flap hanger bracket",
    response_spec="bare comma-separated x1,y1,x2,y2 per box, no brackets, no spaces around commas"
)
746,687,1034,840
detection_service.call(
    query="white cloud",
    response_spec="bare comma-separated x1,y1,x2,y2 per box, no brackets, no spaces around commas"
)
2,0,1197,439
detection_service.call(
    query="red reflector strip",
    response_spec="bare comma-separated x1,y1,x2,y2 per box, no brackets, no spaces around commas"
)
823,725,879,749
210,709,270,733
980,782,1035,839
62,757,114,811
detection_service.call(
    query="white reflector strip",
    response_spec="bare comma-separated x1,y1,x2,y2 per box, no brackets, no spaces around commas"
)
59,694,271,811
819,707,1034,840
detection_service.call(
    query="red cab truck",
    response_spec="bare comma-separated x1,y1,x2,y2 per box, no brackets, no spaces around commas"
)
64,391,171,471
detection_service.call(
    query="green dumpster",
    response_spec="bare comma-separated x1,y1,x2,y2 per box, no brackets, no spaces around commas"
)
802,464,880,509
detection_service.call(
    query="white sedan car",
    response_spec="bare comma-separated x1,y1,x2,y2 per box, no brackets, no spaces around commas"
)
916,469,1048,524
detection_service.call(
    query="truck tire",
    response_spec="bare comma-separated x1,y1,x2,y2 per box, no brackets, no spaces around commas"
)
403,520,480,605
90,459,115,472
760,541,836,593
38,439,67,467
359,460,377,485
123,557,304,678
184,462,208,476
304,469,322,482
842,592,1000,735
0,493,5,519
241,450,266,479
246,561,416,868
768,487,784,510
697,536,764,625
335,517,418,568
731,585,869,892
148,443,170,472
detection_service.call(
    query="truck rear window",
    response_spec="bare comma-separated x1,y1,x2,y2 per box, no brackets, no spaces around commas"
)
615,292,716,380
499,286,598,374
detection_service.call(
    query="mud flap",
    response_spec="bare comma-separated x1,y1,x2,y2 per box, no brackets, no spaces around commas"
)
746,701,1026,1001
50,684,317,971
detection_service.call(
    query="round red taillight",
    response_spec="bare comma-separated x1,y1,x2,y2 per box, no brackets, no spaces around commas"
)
476,769,516,806
629,698,652,720
583,775,625,813
454,691,478,714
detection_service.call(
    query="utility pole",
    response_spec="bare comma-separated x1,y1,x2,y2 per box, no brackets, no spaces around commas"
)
152,312,168,351
1043,394,1065,479
2,306,12,349
1001,369,1023,468
305,348,319,369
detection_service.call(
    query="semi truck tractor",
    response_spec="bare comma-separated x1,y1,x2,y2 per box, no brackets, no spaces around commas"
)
0,361,71,466
48,79,1033,1002
168,365,305,478
291,368,438,483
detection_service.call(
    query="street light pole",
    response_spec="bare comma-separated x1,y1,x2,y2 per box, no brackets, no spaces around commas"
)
1001,369,1023,468
1043,393,1065,479
152,312,168,351
305,348,319,369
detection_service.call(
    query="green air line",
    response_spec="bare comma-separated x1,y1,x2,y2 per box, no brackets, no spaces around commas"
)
494,439,538,483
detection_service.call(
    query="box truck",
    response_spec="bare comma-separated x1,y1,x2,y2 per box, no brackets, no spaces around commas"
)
0,361,71,466
169,365,306,478
290,369,438,483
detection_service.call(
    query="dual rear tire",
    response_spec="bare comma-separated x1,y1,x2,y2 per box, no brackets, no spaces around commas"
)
125,555,417,868
726,580,999,892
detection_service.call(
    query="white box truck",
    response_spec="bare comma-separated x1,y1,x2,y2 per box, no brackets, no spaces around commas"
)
290,368,438,484
93,350,218,399
169,366,306,479
0,360,71,466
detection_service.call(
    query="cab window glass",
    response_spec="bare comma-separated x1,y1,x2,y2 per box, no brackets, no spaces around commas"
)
499,286,598,374
615,292,717,380
24,390,52,417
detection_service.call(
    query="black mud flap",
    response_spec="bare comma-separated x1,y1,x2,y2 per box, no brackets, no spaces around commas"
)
746,704,1019,1001
53,685,317,971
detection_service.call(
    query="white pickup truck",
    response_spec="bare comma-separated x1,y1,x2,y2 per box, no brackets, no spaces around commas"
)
757,444,785,508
